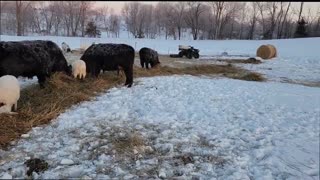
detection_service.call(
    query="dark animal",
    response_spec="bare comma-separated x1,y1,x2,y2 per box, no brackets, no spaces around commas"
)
80,43,135,87
139,47,160,69
0,40,71,88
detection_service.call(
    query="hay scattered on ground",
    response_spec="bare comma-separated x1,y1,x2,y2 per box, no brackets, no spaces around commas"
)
0,73,123,148
111,132,146,155
229,72,266,81
217,58,262,64
0,64,265,148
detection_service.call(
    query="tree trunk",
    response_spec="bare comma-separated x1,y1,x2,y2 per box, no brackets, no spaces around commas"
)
16,1,22,36
279,2,291,39
298,2,304,22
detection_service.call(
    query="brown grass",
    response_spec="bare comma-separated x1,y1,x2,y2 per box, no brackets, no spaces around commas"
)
228,72,266,82
111,132,146,154
0,64,265,148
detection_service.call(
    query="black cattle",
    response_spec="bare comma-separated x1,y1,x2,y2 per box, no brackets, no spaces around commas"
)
139,47,160,69
80,43,135,87
0,40,70,88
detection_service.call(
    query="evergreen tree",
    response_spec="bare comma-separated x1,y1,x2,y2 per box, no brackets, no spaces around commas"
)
85,21,101,38
294,18,308,38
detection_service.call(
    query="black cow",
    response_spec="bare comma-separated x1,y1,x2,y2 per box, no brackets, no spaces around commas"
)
0,40,70,88
80,43,135,87
139,47,160,69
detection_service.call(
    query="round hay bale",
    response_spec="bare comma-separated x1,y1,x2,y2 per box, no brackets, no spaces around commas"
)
266,44,277,58
256,45,277,59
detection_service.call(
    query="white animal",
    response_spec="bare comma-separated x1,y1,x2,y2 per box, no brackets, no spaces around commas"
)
72,60,86,79
0,75,20,114
61,42,71,53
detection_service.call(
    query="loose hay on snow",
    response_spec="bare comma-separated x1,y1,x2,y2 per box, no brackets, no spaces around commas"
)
256,44,277,59
217,58,262,64
0,72,123,148
111,132,146,155
0,64,265,148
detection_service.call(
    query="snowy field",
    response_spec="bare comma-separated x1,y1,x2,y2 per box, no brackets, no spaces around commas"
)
1,35,319,85
0,35,319,179
0,76,319,179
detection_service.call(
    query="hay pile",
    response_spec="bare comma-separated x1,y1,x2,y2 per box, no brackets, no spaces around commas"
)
256,44,277,59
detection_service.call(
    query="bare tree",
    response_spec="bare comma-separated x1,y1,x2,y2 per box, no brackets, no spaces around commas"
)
298,2,304,22
171,2,186,40
96,5,109,35
185,2,205,40
109,14,120,38
236,3,247,39
277,2,291,38
210,2,225,39
30,4,42,33
122,2,141,38
248,2,258,39
15,1,31,36
154,2,174,40
0,1,7,35
52,2,64,36
80,2,92,37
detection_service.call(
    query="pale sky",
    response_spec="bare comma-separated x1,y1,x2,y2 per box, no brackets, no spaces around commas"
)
93,1,320,18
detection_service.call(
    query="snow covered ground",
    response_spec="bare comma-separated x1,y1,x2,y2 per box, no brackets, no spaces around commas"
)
0,35,319,179
1,35,319,84
18,77,38,89
0,76,319,179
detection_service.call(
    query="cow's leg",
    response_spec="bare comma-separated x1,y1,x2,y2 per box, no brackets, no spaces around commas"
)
140,60,144,68
123,66,133,88
146,62,149,69
94,66,100,77
90,63,99,77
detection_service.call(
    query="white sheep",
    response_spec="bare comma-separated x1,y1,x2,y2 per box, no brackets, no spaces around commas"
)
61,42,71,53
0,75,20,114
72,60,86,79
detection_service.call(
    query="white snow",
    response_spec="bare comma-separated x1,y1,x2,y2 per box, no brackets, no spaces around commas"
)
0,75,319,179
20,134,30,138
17,77,38,89
1,35,319,86
0,35,319,179
0,172,12,179
60,159,74,165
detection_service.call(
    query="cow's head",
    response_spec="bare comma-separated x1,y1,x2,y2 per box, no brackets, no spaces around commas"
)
66,64,73,76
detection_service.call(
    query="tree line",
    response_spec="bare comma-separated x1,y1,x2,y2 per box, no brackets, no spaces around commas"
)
1,1,319,40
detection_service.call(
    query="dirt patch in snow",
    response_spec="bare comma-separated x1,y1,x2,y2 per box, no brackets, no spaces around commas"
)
24,158,49,176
